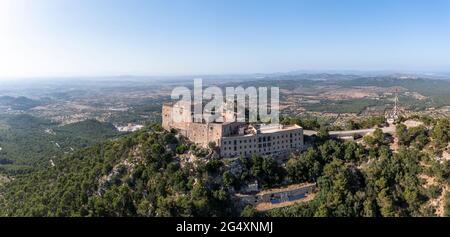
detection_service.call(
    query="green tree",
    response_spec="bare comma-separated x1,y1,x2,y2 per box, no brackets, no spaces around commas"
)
240,205,257,217
286,149,321,183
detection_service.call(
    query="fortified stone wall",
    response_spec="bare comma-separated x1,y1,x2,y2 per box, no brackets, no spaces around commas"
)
237,183,316,206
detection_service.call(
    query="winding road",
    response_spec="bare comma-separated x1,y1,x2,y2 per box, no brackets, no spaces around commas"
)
304,126,396,138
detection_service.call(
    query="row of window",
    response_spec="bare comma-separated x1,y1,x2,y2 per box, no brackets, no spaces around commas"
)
221,146,299,158
222,142,300,152
221,132,302,146
222,138,301,149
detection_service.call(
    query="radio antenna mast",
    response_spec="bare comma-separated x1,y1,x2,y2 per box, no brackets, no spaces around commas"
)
386,88,399,124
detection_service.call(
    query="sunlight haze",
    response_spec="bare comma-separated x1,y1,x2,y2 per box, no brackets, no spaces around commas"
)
0,0,450,78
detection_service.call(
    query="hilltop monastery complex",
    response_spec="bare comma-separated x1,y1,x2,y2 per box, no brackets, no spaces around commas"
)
162,102,304,158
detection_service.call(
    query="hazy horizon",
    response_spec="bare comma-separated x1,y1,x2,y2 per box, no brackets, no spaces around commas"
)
1,0,450,78
2,68,450,80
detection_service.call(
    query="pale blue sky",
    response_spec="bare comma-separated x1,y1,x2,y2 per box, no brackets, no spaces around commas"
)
0,0,449,78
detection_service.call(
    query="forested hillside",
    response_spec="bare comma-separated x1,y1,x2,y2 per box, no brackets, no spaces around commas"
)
267,117,450,217
3,117,450,217
0,115,120,175
0,124,236,216
0,96,42,110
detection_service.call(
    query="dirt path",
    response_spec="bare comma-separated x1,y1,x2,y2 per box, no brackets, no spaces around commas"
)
0,174,10,186
390,136,399,152
419,174,437,188
404,120,424,128
442,150,450,161
436,186,448,217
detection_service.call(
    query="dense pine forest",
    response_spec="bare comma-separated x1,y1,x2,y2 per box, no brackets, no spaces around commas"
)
0,124,236,216
2,116,450,217
0,114,121,175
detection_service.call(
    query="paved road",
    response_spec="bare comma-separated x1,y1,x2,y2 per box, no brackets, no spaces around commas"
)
304,126,395,138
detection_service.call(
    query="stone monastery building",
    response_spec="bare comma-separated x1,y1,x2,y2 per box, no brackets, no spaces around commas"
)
162,102,304,158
